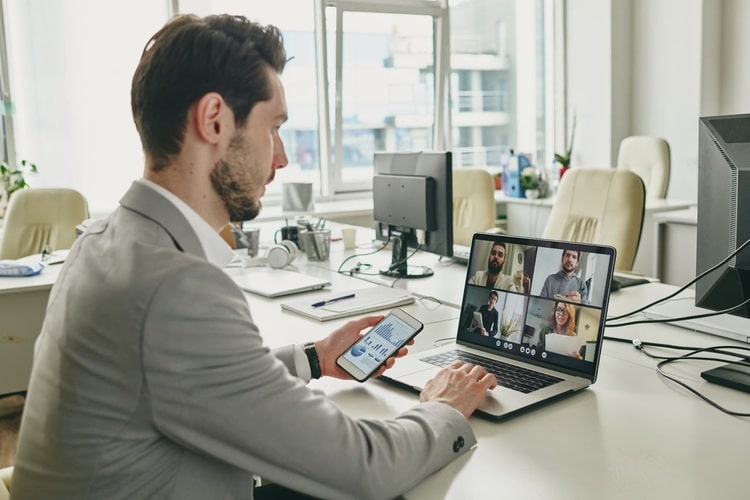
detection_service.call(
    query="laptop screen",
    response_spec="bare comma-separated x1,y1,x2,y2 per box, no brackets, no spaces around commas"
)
457,233,616,380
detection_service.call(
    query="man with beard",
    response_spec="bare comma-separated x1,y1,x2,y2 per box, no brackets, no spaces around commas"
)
539,248,589,304
11,14,497,500
468,241,526,292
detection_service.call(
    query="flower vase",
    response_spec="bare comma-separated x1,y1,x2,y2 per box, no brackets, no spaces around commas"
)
559,165,570,180
525,189,540,200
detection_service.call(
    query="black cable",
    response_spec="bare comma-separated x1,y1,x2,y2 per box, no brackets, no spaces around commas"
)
606,237,750,323
605,294,750,328
604,336,750,417
336,240,389,275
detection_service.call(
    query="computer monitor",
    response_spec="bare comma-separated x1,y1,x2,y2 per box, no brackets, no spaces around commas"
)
372,151,453,278
695,113,750,317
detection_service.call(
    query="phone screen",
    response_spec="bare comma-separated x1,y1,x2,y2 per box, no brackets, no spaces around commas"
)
337,309,423,381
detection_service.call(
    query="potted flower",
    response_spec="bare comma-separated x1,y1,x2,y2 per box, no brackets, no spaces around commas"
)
519,166,541,199
0,159,38,217
554,115,576,180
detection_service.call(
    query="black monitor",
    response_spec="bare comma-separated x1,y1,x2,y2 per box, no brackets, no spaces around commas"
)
696,113,750,316
372,151,453,278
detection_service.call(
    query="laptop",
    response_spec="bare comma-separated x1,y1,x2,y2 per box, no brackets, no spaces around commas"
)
232,268,330,298
382,233,616,420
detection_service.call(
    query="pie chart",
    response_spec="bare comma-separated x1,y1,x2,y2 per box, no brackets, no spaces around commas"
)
350,345,367,357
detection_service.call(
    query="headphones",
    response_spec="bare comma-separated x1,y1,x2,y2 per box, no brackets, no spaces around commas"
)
243,239,299,269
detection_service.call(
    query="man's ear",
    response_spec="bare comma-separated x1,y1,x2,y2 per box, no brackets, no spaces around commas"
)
194,92,230,145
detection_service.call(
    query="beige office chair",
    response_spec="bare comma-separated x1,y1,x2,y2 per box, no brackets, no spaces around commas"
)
0,466,11,500
616,136,670,199
542,168,645,272
452,169,499,247
0,188,89,259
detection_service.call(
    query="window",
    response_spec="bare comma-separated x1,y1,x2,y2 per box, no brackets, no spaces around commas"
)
0,0,555,213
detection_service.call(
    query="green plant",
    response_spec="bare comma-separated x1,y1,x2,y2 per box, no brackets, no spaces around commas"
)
0,159,38,201
519,166,540,190
554,115,577,168
498,313,520,338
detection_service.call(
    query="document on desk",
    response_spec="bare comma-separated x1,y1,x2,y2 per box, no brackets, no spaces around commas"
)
281,285,414,321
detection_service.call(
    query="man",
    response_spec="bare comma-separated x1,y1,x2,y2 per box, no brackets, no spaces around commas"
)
540,248,589,303
11,14,496,500
468,241,526,291
473,290,499,337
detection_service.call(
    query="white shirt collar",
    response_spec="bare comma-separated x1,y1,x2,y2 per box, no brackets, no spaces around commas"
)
137,178,235,268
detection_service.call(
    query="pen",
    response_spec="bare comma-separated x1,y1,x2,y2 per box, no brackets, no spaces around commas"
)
311,293,356,308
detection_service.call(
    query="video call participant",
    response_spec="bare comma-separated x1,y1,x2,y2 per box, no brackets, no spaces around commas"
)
468,241,528,292
539,248,589,303
538,301,583,358
11,14,497,500
472,290,500,336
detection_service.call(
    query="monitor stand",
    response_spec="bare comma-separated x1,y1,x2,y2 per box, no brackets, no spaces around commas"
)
643,298,750,344
379,233,433,279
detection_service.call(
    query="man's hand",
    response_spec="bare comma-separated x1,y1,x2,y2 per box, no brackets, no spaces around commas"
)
314,315,412,380
566,291,582,303
420,361,497,419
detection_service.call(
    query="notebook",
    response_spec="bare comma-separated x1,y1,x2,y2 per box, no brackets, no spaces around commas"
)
232,268,331,298
281,285,414,321
382,233,616,420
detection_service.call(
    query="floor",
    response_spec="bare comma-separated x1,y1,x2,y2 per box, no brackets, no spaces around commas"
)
0,394,24,469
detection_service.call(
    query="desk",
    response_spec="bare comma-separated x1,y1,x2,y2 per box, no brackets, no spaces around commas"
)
235,229,749,498
0,265,61,395
495,193,695,278
7,223,750,498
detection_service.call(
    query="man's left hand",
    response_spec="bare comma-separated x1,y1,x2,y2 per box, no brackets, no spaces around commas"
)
314,315,412,380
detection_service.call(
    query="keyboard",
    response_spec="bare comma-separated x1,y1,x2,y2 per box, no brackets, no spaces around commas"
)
421,350,562,394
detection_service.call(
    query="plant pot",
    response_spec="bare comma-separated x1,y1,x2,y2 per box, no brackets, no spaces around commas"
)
525,189,540,199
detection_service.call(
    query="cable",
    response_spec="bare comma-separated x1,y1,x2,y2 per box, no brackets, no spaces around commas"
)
336,240,389,275
604,336,750,416
606,237,750,323
605,294,750,328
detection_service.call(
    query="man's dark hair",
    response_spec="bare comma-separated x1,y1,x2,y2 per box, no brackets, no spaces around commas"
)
131,14,287,171
492,242,506,251
489,291,499,299
562,248,580,260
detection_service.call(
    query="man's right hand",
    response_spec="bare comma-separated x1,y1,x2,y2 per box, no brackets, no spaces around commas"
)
420,361,497,419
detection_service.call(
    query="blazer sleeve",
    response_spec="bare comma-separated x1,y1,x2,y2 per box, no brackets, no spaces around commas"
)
143,262,476,500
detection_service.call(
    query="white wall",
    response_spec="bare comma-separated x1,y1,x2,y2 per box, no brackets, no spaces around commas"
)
565,0,750,202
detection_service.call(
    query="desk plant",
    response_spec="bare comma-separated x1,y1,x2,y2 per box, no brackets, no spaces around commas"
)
519,166,541,199
554,115,576,179
0,159,38,217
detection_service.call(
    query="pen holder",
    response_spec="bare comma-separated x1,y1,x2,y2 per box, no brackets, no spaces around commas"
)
299,229,331,261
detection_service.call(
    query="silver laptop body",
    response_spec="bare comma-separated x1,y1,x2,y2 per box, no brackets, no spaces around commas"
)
383,233,616,420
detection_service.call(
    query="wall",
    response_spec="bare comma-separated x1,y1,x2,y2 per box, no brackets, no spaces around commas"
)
565,0,750,202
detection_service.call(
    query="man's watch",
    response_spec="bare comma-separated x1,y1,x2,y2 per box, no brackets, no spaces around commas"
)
304,342,322,379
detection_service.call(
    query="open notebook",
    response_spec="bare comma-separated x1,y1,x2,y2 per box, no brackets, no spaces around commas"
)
281,285,414,321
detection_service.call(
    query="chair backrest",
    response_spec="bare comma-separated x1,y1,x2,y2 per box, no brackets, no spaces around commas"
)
0,188,89,259
452,169,496,247
542,168,646,272
0,466,12,500
616,135,670,199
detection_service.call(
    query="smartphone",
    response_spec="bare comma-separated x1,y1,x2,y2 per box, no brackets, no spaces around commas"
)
336,308,424,382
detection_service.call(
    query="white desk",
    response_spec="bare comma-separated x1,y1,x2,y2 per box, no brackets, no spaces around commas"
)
6,223,750,499
0,265,61,395
653,206,697,286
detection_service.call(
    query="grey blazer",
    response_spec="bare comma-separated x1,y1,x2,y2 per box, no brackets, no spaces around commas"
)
11,181,475,500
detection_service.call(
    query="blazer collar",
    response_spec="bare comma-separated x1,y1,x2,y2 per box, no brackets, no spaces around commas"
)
119,181,206,260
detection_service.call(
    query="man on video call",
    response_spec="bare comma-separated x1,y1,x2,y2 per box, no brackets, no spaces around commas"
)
540,248,589,304
11,14,497,500
468,241,528,292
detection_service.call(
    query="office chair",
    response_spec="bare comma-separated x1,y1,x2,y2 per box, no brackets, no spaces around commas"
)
0,188,89,259
542,168,645,272
616,136,670,199
0,466,11,500
452,169,500,247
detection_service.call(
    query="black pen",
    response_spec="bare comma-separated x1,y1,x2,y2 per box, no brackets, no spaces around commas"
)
311,293,356,308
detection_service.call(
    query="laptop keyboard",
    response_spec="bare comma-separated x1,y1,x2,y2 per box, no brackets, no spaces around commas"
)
421,350,563,394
